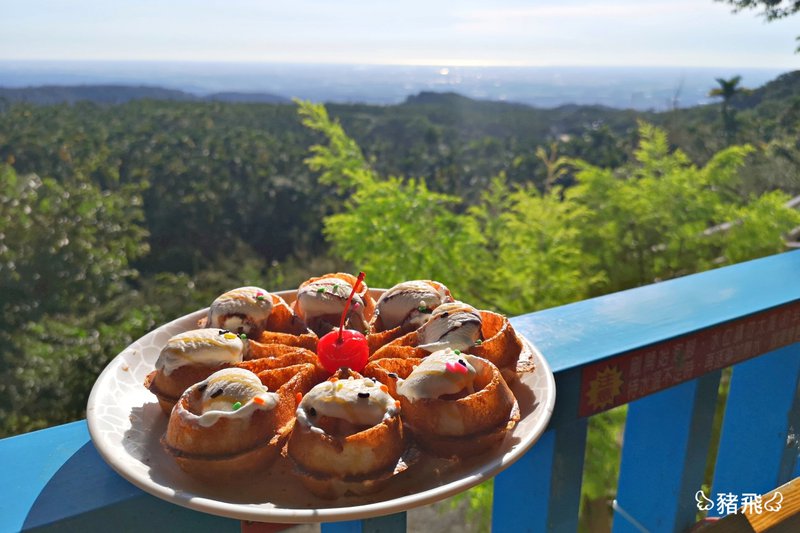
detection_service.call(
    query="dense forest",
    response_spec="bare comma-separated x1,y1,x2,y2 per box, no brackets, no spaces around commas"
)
1,70,799,529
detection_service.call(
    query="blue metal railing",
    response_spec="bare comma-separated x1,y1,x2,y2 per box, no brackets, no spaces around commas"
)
2,250,799,533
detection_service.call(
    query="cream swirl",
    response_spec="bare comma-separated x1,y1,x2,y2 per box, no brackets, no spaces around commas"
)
373,280,452,330
396,349,479,402
416,301,482,352
184,368,279,428
296,377,398,434
207,286,274,335
155,328,245,376
295,278,367,333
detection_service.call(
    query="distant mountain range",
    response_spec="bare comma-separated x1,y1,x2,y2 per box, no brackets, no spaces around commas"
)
0,69,797,113
0,62,789,110
0,84,290,105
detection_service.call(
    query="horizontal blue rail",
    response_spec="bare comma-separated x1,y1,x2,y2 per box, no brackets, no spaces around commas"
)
2,251,799,533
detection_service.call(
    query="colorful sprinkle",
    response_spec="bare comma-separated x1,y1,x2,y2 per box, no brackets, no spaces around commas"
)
218,329,230,335
256,295,266,301
232,401,242,410
210,389,223,398
253,396,266,405
454,349,461,355
317,287,325,293
223,332,237,340
388,372,398,379
417,306,428,312
308,407,317,416
198,383,208,392
446,361,469,374
475,339,483,345
458,359,467,367
239,333,247,340
380,385,389,393
357,392,370,398
394,400,401,408
295,392,303,403
331,377,339,382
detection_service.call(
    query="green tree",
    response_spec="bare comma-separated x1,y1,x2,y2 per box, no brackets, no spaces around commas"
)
298,100,487,304
0,164,150,435
719,0,800,19
709,76,746,145
536,142,570,192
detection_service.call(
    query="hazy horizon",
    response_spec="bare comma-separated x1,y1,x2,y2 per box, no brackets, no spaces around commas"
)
0,60,790,111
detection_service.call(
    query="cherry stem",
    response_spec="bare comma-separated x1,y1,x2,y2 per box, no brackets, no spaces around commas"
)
338,271,366,342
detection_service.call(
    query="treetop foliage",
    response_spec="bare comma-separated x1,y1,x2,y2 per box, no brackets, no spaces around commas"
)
299,101,800,318
719,0,800,20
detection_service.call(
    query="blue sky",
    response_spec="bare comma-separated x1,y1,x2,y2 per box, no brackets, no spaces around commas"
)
4,0,799,67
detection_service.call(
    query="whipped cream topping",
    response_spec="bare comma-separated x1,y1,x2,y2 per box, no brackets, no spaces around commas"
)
416,301,482,352
396,349,479,402
296,278,367,332
373,280,452,330
296,377,398,434
184,368,279,428
155,328,245,376
207,286,274,334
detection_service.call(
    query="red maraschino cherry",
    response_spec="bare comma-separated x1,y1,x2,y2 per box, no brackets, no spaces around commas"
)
316,271,369,374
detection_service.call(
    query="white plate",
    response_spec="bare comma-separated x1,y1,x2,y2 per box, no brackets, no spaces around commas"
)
86,291,556,524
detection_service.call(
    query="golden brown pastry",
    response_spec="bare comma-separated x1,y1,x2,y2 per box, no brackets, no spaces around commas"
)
367,280,453,353
200,286,316,350
370,301,523,380
365,349,518,458
286,369,406,498
293,273,376,337
145,328,246,414
163,365,320,480
202,286,275,336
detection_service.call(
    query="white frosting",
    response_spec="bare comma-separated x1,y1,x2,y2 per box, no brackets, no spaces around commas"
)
155,328,245,376
296,377,398,434
374,280,451,330
183,368,279,428
207,286,274,334
416,301,482,352
397,349,479,402
296,278,367,331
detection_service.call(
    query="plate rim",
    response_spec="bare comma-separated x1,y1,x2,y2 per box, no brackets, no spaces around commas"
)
86,292,556,523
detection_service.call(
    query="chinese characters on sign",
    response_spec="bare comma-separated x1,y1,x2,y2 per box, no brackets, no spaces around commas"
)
579,301,800,416
695,489,784,515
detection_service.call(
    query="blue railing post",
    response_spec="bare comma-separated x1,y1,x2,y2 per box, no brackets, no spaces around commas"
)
710,343,800,514
613,371,721,532
321,514,407,533
493,419,589,533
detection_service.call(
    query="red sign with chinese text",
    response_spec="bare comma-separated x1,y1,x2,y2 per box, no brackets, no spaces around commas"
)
578,301,800,417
